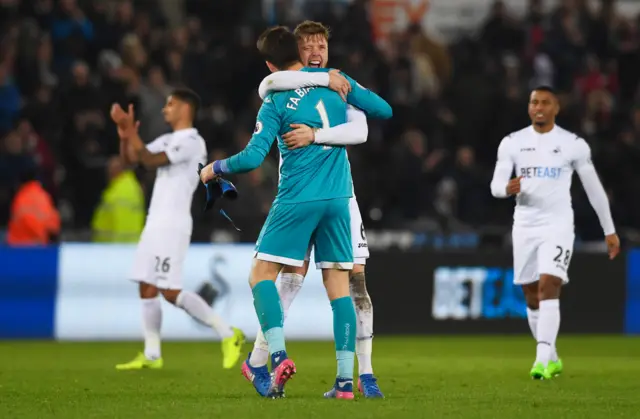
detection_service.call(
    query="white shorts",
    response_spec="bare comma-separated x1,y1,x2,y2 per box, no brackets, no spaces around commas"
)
305,197,369,267
512,227,574,285
129,227,191,290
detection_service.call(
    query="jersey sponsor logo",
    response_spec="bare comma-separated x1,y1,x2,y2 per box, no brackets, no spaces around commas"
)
519,166,562,179
254,121,263,134
520,147,536,152
552,146,561,154
360,223,366,241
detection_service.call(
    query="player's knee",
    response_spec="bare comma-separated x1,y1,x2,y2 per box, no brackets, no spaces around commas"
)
538,274,562,300
521,283,539,309
349,271,372,311
351,263,365,275
139,282,159,299
161,289,180,305
249,259,280,287
282,261,308,277
323,269,350,300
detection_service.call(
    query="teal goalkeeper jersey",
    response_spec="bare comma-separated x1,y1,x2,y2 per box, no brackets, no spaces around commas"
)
220,67,392,204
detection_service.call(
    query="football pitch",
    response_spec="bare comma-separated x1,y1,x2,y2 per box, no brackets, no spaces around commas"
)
1,336,639,418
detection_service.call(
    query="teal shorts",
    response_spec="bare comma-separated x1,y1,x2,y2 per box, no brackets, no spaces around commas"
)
254,198,353,269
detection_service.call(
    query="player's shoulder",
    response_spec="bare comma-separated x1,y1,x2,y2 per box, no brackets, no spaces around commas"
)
173,128,205,146
554,125,583,141
554,125,589,151
154,132,172,143
302,67,329,73
263,90,287,108
501,126,530,147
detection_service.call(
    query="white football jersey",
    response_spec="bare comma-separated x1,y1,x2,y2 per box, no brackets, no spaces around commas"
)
491,125,591,230
144,128,207,234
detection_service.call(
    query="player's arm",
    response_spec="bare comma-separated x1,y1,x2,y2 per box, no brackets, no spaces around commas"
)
341,72,393,120
573,139,616,236
314,106,368,145
258,71,330,99
129,132,171,169
201,99,279,181
490,137,516,198
119,138,140,167
284,105,368,150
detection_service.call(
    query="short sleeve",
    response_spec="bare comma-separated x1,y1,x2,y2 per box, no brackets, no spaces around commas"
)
165,134,201,164
145,136,167,153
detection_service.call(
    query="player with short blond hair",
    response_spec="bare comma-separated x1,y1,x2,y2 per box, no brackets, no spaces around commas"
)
245,21,384,398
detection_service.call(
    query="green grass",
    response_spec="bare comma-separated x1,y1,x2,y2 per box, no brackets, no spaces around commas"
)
1,336,639,418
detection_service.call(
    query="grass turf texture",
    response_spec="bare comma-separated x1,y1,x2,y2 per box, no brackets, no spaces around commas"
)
1,336,639,419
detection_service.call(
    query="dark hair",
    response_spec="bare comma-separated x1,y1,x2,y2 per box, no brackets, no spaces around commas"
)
532,85,556,95
171,87,201,121
294,20,330,41
257,26,300,70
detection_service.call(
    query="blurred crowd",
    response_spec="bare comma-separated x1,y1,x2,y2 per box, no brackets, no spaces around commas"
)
1,0,640,244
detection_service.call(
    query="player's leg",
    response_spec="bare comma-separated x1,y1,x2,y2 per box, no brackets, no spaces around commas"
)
249,259,309,368
314,198,357,400
116,233,165,370
521,282,560,367
244,202,320,397
153,231,244,369
533,232,573,379
512,228,552,378
347,198,383,397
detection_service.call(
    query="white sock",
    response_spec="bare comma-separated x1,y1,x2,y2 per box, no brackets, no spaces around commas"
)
142,297,162,360
535,299,560,366
176,291,234,338
356,338,373,375
276,273,304,318
250,273,304,367
528,307,559,362
350,273,374,375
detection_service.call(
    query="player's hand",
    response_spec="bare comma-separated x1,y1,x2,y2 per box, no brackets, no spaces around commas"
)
506,176,523,196
328,69,351,101
605,233,620,260
110,103,128,126
117,121,140,143
199,162,218,184
283,124,315,149
111,103,136,130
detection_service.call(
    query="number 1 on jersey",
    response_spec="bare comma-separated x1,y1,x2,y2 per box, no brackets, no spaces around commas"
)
315,100,331,150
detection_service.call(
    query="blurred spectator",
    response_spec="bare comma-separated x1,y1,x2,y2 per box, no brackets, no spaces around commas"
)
50,0,94,75
448,146,490,226
138,66,171,141
6,165,60,246
0,60,21,133
91,155,144,243
1,0,640,245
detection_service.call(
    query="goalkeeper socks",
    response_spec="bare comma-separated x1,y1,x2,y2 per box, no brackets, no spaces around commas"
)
142,297,162,360
331,296,356,380
252,280,286,355
250,273,304,367
176,291,234,338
